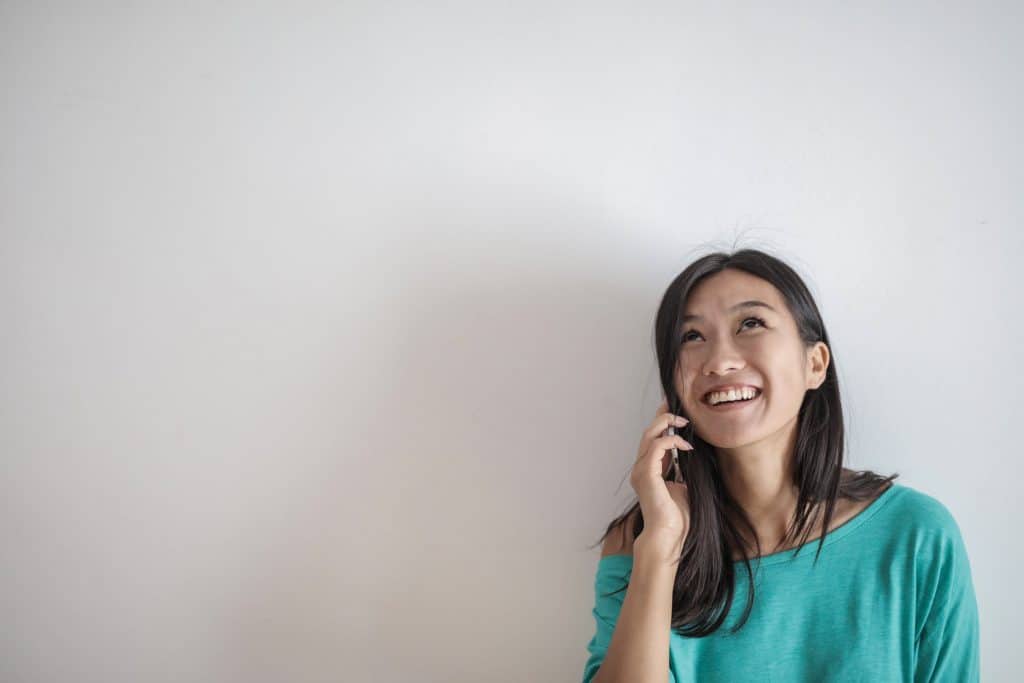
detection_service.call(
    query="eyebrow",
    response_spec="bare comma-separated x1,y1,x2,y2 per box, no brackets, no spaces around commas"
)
681,300,779,324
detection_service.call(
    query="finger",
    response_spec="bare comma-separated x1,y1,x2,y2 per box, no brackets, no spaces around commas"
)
636,414,690,463
642,435,693,464
646,413,689,443
645,435,690,480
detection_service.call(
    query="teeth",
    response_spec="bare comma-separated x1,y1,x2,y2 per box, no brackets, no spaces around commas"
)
707,387,759,406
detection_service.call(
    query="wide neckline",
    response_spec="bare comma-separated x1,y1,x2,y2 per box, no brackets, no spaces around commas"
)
600,482,904,570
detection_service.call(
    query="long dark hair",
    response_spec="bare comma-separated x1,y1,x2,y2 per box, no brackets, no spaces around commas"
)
590,247,898,637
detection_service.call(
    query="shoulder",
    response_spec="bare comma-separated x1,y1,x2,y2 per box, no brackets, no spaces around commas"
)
885,483,964,537
600,509,640,558
883,483,972,572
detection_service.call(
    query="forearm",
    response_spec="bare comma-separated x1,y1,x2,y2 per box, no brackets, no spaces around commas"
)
592,537,680,683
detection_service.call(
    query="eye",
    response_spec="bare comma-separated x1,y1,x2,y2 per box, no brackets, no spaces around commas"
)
741,316,766,330
680,317,766,345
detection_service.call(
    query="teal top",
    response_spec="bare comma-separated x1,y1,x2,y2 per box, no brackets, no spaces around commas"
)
582,483,980,682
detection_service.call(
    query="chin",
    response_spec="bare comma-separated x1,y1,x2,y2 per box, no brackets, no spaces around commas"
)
698,428,764,450
714,437,759,450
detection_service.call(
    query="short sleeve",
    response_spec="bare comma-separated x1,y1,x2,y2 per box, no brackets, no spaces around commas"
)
581,555,678,683
913,506,981,682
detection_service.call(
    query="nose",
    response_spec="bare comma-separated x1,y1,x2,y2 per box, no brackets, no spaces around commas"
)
700,337,747,378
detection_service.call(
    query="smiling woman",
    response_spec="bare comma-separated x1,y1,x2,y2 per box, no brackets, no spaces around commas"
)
581,248,980,683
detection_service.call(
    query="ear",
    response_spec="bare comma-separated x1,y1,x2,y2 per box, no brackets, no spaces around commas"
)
806,341,830,390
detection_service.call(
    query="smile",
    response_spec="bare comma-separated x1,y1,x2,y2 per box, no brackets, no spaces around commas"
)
703,389,763,412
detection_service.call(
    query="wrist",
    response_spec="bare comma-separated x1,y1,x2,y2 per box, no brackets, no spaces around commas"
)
634,531,685,566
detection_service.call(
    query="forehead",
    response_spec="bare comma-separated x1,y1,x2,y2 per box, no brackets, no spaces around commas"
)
683,269,784,318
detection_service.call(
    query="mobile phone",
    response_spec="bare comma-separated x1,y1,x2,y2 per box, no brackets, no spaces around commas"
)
665,395,685,483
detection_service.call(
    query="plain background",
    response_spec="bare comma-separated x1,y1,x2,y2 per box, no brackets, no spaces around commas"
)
2,2,1020,682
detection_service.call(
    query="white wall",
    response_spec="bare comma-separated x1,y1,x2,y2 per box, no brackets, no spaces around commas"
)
2,2,1020,681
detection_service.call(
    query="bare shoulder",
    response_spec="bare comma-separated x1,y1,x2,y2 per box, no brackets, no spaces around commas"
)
600,509,640,558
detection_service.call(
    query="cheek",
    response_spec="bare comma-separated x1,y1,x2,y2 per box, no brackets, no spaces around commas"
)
763,373,806,410
675,372,701,414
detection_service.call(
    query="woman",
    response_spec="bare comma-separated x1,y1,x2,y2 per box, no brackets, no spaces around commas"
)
582,249,980,682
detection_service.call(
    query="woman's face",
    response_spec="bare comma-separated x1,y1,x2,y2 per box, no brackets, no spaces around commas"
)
674,269,829,449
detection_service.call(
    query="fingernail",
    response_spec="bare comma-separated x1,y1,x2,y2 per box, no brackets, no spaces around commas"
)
675,416,688,425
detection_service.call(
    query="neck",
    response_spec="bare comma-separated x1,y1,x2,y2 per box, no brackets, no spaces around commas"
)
716,414,803,553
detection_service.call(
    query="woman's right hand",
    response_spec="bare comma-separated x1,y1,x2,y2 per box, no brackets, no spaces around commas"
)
629,399,694,559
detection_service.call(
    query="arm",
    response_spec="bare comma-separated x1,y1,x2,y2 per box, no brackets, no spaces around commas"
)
591,538,679,683
913,513,981,682
583,516,682,683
